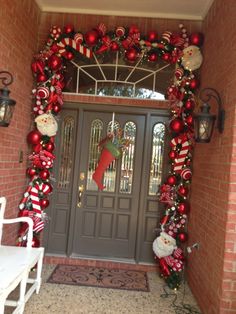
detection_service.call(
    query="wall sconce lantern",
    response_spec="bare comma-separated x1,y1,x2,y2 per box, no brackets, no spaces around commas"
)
194,88,225,143
0,71,16,127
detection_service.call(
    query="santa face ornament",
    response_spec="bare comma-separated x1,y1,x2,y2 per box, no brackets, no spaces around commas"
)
153,232,177,258
35,113,58,137
181,45,203,71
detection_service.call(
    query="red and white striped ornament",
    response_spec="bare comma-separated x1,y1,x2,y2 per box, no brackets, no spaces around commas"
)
180,167,192,180
175,67,184,80
162,31,172,43
116,26,125,37
170,134,191,173
57,37,92,58
97,23,107,36
36,87,50,99
74,33,84,44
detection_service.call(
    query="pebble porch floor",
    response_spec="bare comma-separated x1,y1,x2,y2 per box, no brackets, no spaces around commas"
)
5,264,201,314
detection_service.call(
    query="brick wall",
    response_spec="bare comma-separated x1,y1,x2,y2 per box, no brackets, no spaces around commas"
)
0,0,40,243
188,0,236,313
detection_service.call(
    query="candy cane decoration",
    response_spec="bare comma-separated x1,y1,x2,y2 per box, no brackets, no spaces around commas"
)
57,37,92,58
170,134,191,173
19,185,33,210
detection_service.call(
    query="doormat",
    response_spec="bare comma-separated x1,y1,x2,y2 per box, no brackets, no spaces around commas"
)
47,264,149,292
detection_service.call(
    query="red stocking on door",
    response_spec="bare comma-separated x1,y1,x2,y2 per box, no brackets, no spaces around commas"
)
92,148,116,190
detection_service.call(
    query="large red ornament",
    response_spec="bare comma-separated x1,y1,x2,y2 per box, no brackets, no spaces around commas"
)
184,99,195,111
170,118,184,133
27,130,42,145
52,103,62,114
178,185,189,197
64,24,74,34
45,141,55,152
167,175,177,186
147,31,158,42
64,51,74,60
148,52,158,62
27,167,37,177
177,232,188,243
39,169,50,180
177,202,190,215
40,198,49,209
85,30,99,46
37,73,47,82
125,48,138,62
189,32,204,47
162,52,171,62
189,78,200,90
185,115,194,126
48,55,62,71
168,150,177,159
110,41,119,52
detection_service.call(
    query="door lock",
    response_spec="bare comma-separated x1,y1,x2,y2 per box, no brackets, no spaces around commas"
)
77,185,84,207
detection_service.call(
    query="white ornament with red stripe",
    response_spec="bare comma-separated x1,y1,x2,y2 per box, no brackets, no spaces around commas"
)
175,67,184,80
36,86,50,99
162,31,172,43
181,167,192,180
116,26,125,37
74,33,84,44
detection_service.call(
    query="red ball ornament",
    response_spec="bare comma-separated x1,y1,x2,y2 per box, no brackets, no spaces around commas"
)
45,141,55,152
177,232,188,243
148,52,158,62
64,24,74,34
27,130,42,145
85,30,99,46
177,202,190,215
27,167,37,177
184,99,195,111
39,169,50,180
147,31,158,42
168,150,177,160
65,51,74,60
170,118,184,133
189,32,204,47
178,185,189,197
37,73,47,82
185,115,194,126
32,236,40,248
52,103,62,114
189,78,200,90
162,53,171,62
40,198,50,209
110,41,119,52
167,175,177,186
48,55,62,71
125,48,138,62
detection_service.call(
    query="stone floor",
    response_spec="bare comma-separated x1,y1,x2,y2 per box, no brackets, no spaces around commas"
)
5,264,201,314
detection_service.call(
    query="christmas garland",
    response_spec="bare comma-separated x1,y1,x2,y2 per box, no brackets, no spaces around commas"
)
17,22,204,289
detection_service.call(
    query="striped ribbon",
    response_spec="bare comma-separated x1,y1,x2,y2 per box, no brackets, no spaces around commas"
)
57,37,92,58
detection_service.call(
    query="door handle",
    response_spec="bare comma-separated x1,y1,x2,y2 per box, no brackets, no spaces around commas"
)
77,185,84,207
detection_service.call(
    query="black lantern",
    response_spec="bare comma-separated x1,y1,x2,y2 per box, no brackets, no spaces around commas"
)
194,88,225,143
0,71,16,127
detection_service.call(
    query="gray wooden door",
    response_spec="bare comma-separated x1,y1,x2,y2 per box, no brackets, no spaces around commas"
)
71,111,145,260
43,105,168,263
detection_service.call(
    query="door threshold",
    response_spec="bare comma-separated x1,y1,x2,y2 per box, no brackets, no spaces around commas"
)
44,254,157,272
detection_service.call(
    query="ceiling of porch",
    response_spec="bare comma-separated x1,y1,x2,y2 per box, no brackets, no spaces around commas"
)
36,0,214,20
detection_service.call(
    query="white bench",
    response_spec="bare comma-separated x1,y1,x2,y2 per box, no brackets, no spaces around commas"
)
0,197,44,314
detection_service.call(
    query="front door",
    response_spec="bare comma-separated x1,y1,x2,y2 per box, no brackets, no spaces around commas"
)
43,104,168,263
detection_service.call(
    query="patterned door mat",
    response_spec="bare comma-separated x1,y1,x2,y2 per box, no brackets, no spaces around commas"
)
47,264,149,292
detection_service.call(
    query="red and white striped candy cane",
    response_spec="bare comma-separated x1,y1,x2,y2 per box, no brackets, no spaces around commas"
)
57,37,92,58
170,134,190,173
30,184,41,215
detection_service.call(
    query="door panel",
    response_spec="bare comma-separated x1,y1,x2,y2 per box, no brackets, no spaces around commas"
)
71,111,145,260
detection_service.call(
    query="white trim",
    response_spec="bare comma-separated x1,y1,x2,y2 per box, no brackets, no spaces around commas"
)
38,6,203,20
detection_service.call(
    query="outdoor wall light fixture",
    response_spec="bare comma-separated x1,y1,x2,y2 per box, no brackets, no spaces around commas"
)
194,88,225,143
0,71,16,127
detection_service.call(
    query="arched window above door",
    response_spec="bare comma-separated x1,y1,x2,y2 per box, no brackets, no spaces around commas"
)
63,52,174,100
